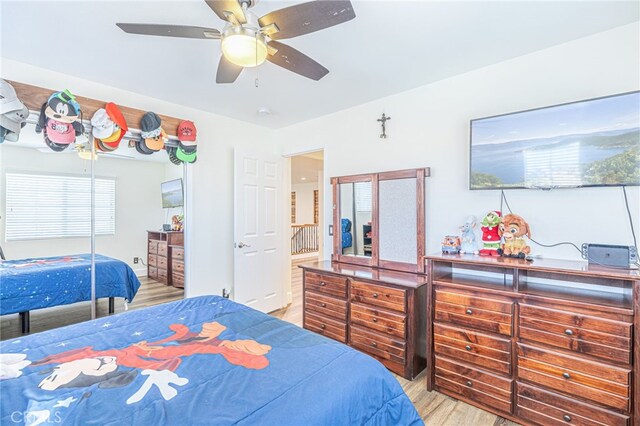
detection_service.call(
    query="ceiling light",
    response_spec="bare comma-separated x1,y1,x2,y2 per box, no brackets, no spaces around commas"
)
257,107,271,116
221,28,267,68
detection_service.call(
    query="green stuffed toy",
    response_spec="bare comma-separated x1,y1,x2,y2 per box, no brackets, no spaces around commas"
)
479,211,501,256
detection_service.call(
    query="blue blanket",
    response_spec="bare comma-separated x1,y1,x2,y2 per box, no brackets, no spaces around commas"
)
0,296,423,425
0,254,141,315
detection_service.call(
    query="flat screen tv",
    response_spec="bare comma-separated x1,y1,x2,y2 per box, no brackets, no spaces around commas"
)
161,178,183,208
469,91,640,190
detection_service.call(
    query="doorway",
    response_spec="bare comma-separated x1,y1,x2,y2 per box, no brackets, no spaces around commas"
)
272,150,324,324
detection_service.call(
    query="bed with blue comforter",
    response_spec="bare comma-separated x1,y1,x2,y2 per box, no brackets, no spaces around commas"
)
0,254,141,316
0,296,422,425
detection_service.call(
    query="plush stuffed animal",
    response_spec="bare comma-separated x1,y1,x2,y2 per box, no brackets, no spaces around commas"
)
497,213,532,258
479,211,502,256
459,216,479,254
35,90,84,152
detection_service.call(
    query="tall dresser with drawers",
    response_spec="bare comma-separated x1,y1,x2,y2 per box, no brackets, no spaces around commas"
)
147,230,184,288
426,254,639,426
300,261,428,380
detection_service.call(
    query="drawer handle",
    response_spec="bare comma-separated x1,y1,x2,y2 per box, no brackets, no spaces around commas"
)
320,324,326,329
562,372,571,380
320,303,326,307
466,380,472,387
320,281,326,286
371,342,378,348
563,414,572,422
465,308,473,315
465,345,472,351
372,318,378,323
373,293,379,298
564,329,574,336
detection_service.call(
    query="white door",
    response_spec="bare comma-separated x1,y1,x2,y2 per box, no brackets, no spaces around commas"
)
234,148,284,313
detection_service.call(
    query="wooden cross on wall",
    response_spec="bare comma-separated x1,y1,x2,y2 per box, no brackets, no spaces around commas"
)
377,113,391,139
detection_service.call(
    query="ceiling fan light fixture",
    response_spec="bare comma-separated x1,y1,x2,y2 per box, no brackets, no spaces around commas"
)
221,28,267,68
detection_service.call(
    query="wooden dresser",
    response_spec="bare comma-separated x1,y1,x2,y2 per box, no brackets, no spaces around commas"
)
426,254,639,426
147,231,184,288
300,261,428,380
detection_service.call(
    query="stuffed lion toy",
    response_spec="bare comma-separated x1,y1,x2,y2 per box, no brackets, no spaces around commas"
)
497,214,531,258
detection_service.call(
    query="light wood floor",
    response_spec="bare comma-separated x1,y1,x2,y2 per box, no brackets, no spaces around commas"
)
0,276,183,340
272,259,520,426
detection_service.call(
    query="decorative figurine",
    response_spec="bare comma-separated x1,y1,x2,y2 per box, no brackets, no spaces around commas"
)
479,211,502,256
459,215,479,254
497,214,532,258
172,214,184,231
442,235,461,254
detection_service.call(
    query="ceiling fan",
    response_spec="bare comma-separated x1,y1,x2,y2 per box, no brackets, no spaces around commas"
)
116,0,355,83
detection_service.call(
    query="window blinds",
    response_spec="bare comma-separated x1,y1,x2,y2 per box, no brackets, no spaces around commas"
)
354,182,372,212
5,173,116,241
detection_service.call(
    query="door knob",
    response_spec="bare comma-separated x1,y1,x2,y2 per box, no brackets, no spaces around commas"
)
237,242,251,248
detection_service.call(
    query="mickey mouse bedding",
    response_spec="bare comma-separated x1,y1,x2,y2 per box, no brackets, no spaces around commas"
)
0,296,423,425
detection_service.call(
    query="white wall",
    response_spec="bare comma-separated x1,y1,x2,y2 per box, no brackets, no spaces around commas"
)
0,59,278,298
291,182,317,225
281,23,640,261
0,145,170,275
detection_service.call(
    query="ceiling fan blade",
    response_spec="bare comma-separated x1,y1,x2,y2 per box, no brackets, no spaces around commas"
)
267,41,328,81
216,55,244,83
259,0,355,40
204,0,247,25
116,23,220,39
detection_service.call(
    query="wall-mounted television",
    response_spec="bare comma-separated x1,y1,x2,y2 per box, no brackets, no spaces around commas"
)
469,91,640,190
161,178,183,208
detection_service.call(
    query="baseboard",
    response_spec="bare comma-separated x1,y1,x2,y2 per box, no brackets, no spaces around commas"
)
133,267,147,277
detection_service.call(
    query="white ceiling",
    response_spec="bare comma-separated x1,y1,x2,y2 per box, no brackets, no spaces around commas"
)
1,1,638,129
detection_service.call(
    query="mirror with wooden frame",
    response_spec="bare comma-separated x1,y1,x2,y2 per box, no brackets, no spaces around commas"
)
332,168,429,273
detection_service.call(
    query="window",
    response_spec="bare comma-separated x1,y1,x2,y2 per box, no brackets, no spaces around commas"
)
290,192,296,224
313,190,319,224
354,182,372,212
5,173,116,241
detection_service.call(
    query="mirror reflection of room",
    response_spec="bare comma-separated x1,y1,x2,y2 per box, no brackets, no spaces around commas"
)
340,181,373,257
0,84,188,339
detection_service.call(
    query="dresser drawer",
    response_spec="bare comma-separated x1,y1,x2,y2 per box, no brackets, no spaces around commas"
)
172,247,184,260
517,343,630,411
148,254,157,267
158,268,168,281
434,289,513,336
148,240,158,254
349,324,406,365
173,260,184,273
157,242,168,257
435,356,512,414
350,281,406,313
519,304,632,364
157,255,168,270
172,272,184,289
148,266,157,279
350,302,406,339
305,272,348,299
517,382,630,426
304,311,347,343
434,322,511,375
305,291,348,321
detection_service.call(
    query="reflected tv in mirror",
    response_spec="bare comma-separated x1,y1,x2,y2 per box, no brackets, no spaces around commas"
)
470,91,640,190
161,178,183,208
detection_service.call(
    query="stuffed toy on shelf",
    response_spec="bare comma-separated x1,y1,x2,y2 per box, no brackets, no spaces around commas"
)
497,213,532,258
479,211,502,256
459,215,479,254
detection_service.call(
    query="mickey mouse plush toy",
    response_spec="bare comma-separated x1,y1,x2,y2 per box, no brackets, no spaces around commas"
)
36,90,84,152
